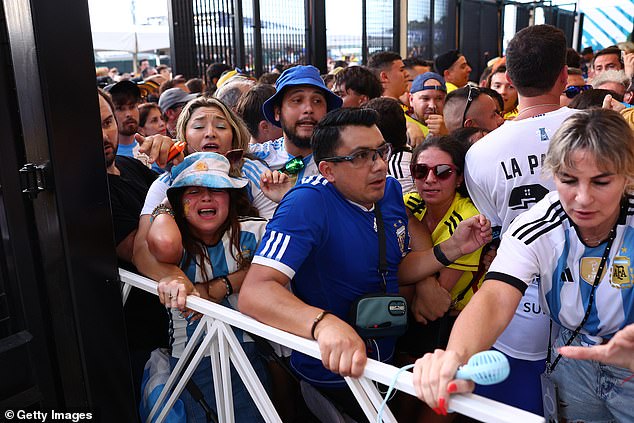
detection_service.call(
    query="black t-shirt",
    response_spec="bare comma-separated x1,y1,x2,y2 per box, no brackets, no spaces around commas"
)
108,156,169,350
108,155,158,247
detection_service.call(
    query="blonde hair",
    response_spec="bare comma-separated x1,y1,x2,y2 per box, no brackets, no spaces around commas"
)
175,96,250,154
544,109,634,190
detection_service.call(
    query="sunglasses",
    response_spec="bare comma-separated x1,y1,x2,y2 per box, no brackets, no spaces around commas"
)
320,143,392,169
411,163,458,180
563,85,592,99
283,156,305,175
462,86,481,127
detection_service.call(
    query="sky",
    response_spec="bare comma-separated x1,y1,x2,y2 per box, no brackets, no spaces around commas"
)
88,0,362,34
88,0,168,30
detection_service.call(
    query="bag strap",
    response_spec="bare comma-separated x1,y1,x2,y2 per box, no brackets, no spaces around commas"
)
451,262,485,308
375,202,388,292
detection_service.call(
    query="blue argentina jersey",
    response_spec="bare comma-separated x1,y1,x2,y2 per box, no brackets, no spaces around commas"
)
249,137,317,182
488,192,634,346
253,175,410,387
169,217,268,357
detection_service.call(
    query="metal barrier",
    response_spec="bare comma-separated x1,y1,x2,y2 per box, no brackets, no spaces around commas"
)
120,268,545,423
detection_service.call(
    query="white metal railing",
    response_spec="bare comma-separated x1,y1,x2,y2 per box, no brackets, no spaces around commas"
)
120,269,545,423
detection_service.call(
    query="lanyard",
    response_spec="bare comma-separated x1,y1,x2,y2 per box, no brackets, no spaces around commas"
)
546,226,617,373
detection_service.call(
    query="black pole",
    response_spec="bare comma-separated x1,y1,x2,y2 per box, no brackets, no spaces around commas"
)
429,0,435,57
305,0,327,71
393,0,401,53
362,0,368,64
233,0,246,69
252,0,263,76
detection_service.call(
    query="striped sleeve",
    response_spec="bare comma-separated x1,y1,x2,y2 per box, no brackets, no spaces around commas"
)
252,185,326,279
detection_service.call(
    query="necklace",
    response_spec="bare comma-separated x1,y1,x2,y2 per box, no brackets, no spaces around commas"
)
581,228,614,246
515,103,562,120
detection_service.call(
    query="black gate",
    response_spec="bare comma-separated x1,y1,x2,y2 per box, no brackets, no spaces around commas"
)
0,0,136,419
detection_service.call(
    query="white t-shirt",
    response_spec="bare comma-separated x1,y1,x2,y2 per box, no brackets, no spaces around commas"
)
249,137,318,184
387,149,415,194
465,107,578,360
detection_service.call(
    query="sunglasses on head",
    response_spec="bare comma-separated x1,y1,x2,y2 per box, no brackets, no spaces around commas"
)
462,86,481,127
283,156,305,175
411,163,458,180
563,84,592,99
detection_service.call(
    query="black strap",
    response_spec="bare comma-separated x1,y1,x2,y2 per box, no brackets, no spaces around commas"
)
451,260,486,308
375,203,388,292
546,226,617,373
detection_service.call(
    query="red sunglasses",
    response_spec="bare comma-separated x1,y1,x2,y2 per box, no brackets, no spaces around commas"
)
411,163,458,180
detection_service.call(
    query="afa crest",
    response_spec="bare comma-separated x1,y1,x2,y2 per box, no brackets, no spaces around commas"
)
610,256,633,289
241,246,252,259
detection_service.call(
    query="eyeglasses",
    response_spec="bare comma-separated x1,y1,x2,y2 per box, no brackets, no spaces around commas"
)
321,143,392,168
283,156,305,175
461,86,481,127
563,85,592,99
410,163,458,180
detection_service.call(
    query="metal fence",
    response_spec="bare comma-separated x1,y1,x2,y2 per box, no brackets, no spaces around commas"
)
170,0,309,78
120,269,546,423
169,0,575,80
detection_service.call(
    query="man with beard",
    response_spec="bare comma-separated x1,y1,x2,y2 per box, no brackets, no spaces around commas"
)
106,80,151,167
252,65,342,184
98,88,172,404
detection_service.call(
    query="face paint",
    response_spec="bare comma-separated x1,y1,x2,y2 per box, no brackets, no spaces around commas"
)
183,199,191,217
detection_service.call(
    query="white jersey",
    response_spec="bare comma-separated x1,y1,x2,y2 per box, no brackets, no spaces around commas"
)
249,137,318,182
465,107,577,234
140,158,277,219
387,149,415,194
465,107,578,360
489,192,634,346
170,217,268,357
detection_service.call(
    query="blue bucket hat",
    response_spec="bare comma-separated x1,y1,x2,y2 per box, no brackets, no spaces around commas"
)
262,65,343,127
410,72,447,94
166,152,248,206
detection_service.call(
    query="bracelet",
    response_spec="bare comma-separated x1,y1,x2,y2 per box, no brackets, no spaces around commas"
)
310,310,332,340
433,244,453,266
219,276,233,298
207,276,232,300
150,204,174,223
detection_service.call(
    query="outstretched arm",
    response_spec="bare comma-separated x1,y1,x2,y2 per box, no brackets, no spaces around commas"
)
239,264,368,378
558,324,634,371
136,133,183,168
399,214,491,284
133,214,196,309
404,214,451,324
412,279,521,413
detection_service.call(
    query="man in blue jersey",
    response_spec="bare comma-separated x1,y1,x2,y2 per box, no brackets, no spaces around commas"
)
251,65,343,184
239,108,491,419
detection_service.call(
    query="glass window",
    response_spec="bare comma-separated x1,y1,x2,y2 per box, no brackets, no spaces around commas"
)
407,0,432,58
326,0,363,65
367,0,394,54
259,0,306,71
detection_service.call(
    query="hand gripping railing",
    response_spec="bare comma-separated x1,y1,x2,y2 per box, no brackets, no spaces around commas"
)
119,269,545,423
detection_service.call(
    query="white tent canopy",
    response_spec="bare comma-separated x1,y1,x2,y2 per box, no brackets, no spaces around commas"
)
91,25,170,53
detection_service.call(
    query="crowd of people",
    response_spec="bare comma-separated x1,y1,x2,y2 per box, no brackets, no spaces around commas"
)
100,24,634,422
